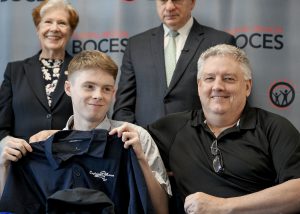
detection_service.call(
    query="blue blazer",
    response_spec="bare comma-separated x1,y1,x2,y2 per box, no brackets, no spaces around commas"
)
0,51,73,141
113,19,236,126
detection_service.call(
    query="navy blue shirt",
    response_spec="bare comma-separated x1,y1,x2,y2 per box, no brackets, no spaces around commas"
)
0,129,153,214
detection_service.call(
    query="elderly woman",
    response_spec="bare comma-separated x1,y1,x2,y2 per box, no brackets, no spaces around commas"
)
0,0,79,177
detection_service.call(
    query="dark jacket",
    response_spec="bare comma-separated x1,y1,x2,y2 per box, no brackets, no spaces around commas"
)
0,51,73,141
113,19,236,126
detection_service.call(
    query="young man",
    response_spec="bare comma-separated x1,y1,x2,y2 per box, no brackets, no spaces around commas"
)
0,50,170,213
113,44,300,213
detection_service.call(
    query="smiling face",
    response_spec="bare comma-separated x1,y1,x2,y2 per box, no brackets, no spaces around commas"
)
156,0,195,30
37,8,72,58
197,55,252,123
65,69,115,130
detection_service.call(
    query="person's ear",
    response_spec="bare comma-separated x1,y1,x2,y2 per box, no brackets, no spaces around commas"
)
197,79,202,96
64,80,71,97
36,25,40,35
246,79,252,97
191,0,196,9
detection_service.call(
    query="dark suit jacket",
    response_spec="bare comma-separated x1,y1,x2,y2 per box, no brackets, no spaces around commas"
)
113,19,236,126
0,51,73,141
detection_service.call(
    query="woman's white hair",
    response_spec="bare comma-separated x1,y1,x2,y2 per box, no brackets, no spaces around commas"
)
40,0,74,17
197,44,252,81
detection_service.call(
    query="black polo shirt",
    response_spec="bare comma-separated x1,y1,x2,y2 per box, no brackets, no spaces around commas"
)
147,105,300,200
0,129,153,213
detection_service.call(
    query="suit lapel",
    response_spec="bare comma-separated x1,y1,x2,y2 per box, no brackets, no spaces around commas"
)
24,52,72,110
166,20,205,95
150,26,168,92
24,53,50,110
51,52,72,109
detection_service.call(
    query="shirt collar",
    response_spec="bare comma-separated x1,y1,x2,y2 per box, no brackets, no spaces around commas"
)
191,103,256,130
45,116,115,169
163,16,194,37
45,129,109,169
95,116,112,130
64,115,112,131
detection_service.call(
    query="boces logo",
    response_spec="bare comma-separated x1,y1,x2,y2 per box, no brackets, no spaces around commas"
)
269,81,296,109
71,31,128,54
227,26,284,50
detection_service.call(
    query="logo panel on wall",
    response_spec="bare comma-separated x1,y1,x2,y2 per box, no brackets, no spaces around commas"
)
71,31,128,55
226,25,284,50
269,81,295,109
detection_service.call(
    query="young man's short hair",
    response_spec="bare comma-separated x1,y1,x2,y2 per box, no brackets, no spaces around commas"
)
68,50,118,80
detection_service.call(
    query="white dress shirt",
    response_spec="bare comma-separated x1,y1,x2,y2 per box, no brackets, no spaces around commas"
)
163,17,194,62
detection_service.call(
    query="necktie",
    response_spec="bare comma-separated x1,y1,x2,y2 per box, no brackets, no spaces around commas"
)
164,30,179,86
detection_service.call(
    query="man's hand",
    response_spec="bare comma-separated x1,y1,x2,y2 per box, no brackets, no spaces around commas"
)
184,192,228,214
29,130,59,143
109,122,145,160
0,136,32,166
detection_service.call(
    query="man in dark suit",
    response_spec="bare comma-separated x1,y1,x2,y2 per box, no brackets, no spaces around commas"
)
113,0,236,126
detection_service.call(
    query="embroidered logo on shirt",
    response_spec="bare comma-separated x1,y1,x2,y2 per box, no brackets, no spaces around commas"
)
89,170,114,181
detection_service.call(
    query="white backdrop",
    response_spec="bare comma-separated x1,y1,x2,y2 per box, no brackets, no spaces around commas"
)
0,0,299,130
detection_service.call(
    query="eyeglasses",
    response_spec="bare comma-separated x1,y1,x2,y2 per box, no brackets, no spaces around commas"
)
210,140,224,174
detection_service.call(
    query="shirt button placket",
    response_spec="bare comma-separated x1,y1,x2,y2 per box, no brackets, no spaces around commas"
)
73,166,81,177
